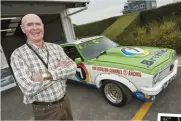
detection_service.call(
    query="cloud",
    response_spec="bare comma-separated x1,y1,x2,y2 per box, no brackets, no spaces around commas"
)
72,6,123,23
69,0,125,25
69,0,175,25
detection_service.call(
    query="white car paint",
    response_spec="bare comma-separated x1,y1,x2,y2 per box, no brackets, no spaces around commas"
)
140,59,178,95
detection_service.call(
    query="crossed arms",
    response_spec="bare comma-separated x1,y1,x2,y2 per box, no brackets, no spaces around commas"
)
10,46,77,96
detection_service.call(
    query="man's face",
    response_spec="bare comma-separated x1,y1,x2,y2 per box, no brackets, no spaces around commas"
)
21,15,44,43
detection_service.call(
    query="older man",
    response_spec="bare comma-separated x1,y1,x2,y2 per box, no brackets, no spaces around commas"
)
10,13,77,120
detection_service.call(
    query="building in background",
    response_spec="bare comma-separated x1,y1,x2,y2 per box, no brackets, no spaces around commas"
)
122,0,157,14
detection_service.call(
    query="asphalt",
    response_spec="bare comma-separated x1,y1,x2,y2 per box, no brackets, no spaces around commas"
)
1,81,143,120
143,68,181,121
1,56,181,120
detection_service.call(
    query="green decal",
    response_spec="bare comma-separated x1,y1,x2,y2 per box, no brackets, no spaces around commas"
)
92,39,99,44
79,40,97,49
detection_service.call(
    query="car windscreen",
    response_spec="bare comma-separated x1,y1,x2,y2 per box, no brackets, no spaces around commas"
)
78,37,119,60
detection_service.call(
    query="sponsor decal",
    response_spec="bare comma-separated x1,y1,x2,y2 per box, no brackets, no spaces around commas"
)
92,66,141,77
79,39,100,49
121,47,149,56
76,63,89,82
141,49,167,66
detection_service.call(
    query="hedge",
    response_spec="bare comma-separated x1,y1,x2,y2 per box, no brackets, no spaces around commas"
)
117,16,181,53
73,2,181,53
74,2,181,39
115,13,141,45
103,12,140,41
140,2,181,25
74,16,119,38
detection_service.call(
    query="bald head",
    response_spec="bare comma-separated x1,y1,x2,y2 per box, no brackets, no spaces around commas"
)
20,13,44,44
21,14,43,26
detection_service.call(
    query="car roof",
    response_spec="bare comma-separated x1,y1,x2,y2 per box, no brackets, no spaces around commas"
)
62,35,105,45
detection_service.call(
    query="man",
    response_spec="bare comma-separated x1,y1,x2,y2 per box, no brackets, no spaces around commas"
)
10,13,77,120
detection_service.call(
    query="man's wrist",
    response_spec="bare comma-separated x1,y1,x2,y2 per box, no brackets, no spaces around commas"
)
42,71,53,81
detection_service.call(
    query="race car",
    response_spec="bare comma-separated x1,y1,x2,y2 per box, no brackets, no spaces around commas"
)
61,36,179,107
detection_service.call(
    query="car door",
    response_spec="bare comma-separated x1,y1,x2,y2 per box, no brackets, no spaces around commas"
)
63,45,92,83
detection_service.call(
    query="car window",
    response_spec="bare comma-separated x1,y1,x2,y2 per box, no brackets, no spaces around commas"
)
63,46,82,61
78,37,119,59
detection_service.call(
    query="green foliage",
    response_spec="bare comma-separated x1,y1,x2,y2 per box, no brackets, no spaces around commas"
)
118,17,181,53
140,2,181,25
74,16,119,38
73,2,181,53
103,13,140,41
114,12,141,44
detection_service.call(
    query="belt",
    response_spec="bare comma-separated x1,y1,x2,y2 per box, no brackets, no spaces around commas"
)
32,95,65,106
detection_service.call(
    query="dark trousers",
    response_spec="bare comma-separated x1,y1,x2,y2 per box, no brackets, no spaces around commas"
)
32,94,73,120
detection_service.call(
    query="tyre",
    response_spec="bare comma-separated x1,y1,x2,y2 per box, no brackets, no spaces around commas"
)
101,80,132,107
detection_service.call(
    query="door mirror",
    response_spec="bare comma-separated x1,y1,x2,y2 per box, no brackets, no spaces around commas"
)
75,57,82,63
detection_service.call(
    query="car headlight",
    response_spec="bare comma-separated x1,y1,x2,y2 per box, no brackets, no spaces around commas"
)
153,73,159,85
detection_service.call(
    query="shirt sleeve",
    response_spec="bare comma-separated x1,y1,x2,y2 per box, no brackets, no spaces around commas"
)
49,46,77,81
10,52,54,96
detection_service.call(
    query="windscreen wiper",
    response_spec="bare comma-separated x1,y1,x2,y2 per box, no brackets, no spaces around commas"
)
96,50,107,59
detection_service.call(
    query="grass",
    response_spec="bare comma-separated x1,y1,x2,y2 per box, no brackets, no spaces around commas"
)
103,12,140,41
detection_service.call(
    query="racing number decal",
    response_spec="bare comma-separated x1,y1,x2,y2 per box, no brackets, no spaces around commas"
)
76,68,84,79
76,63,89,82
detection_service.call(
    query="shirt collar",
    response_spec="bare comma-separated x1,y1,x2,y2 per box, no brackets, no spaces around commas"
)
27,40,46,51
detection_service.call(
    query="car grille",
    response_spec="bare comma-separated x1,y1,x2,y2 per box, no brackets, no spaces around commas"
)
159,63,173,81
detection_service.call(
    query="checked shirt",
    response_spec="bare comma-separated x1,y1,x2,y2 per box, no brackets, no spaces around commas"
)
10,41,77,104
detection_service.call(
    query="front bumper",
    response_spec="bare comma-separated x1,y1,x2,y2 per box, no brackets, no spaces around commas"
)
140,59,179,96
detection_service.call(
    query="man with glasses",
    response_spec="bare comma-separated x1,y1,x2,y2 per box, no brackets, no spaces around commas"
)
10,13,77,120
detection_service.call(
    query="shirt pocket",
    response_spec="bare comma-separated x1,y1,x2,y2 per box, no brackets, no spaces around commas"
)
28,63,46,73
48,51,61,69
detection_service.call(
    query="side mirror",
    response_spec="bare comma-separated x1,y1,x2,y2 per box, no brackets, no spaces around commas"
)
75,57,82,63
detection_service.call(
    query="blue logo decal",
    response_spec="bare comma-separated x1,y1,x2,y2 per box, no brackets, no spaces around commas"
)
121,47,149,56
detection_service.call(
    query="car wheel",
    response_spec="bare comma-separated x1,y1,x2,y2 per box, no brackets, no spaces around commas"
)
102,80,132,107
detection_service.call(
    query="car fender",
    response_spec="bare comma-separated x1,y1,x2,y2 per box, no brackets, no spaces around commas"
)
95,73,137,92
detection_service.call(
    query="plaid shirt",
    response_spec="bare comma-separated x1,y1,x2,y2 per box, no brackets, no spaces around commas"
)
10,41,77,104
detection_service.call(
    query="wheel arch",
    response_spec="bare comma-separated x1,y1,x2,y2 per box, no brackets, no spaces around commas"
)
95,73,137,92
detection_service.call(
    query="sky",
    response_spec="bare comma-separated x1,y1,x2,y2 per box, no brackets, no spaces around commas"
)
69,0,179,25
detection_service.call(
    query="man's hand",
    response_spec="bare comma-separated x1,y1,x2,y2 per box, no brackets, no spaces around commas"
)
57,60,73,68
31,71,53,82
31,72,43,82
